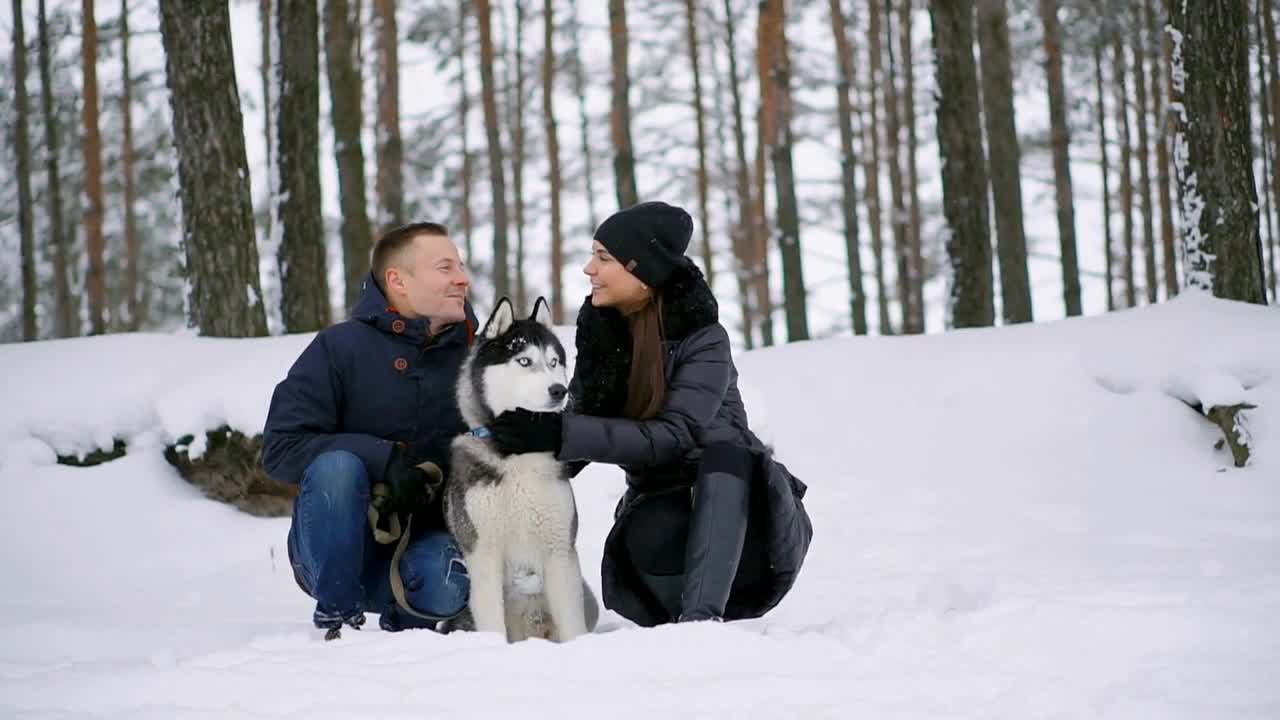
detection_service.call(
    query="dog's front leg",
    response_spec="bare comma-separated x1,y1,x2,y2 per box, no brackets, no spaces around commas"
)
465,547,507,638
543,549,588,642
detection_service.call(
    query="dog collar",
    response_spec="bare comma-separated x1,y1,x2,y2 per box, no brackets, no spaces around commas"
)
467,426,493,440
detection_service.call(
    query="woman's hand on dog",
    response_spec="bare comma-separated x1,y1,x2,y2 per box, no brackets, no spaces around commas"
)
491,409,563,456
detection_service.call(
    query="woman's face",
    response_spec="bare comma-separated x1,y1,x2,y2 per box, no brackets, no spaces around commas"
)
584,240,651,311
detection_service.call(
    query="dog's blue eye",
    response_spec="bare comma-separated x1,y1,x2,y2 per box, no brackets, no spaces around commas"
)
517,358,532,367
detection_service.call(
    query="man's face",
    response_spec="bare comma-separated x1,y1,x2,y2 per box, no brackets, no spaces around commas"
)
384,233,469,325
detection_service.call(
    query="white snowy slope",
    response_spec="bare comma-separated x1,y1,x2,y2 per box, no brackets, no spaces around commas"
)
1,292,1278,719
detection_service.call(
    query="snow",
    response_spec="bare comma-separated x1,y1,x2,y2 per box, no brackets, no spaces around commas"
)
2,295,1279,718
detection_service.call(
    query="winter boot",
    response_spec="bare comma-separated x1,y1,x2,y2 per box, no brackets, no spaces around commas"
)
677,444,752,622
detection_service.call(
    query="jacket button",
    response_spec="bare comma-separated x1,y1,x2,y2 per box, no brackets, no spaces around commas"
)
391,319,406,333
393,357,408,372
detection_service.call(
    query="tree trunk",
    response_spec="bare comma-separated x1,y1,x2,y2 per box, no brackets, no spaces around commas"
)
1114,26,1136,308
476,0,510,300
609,0,638,208
759,0,808,342
276,0,330,331
929,0,994,328
884,0,913,329
865,0,891,333
1169,0,1267,303
13,0,37,340
120,0,140,330
685,0,714,286
753,8,773,346
900,0,924,333
1264,0,1280,299
1258,0,1278,301
829,0,867,335
38,0,74,337
727,0,752,345
543,0,566,323
373,0,404,230
324,0,372,311
1094,38,1116,312
159,0,268,337
712,0,754,347
1037,0,1082,316
81,0,106,334
1132,10,1157,303
458,0,474,270
260,0,272,253
976,0,1032,324
509,0,528,312
1147,0,1177,298
568,0,598,232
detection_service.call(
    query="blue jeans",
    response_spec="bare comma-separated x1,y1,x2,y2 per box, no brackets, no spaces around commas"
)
287,450,469,630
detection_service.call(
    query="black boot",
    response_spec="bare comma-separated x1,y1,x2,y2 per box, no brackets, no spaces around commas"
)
678,444,752,622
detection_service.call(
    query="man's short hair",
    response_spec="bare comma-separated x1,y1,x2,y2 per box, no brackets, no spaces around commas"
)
371,222,449,292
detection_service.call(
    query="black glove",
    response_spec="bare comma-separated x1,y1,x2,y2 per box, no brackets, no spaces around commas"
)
491,409,563,456
383,446,441,513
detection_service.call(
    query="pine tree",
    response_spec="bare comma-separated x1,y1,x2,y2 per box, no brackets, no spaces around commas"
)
543,0,566,323
81,0,107,333
976,0,1032,324
120,0,140,329
1170,0,1267,303
1146,0,1177,298
14,0,37,340
37,0,73,337
276,0,331,331
325,0,374,309
900,0,924,333
685,0,714,286
930,0,994,328
159,0,268,337
476,0,510,299
1093,36,1116,311
759,0,808,342
609,0,638,208
374,0,404,229
1037,0,1082,316
828,0,867,335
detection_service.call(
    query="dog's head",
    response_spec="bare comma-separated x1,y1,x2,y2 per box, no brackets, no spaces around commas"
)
457,296,569,428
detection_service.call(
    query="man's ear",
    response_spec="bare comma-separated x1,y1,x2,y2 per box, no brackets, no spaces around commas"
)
530,296,553,328
481,297,515,339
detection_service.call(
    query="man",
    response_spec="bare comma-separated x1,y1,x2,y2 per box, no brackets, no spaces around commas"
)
263,222,474,638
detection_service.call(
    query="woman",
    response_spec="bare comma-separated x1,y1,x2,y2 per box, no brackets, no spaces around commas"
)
491,201,813,625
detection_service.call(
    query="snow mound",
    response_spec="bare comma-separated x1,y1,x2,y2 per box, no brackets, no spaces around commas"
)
1,293,1278,718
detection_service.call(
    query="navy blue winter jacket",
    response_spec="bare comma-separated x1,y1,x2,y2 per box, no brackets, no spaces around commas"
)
261,273,476,498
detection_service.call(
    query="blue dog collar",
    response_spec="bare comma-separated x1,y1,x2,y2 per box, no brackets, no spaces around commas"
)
467,426,492,440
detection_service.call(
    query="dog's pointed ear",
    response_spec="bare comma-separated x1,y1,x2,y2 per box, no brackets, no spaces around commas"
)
480,298,515,339
530,296,553,328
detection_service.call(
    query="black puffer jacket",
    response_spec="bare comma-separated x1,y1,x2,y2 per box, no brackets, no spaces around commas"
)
558,260,813,626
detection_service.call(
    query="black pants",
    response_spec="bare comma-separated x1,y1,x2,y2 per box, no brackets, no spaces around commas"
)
621,444,768,621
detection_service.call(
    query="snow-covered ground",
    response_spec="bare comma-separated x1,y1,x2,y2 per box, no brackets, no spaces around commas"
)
1,293,1278,719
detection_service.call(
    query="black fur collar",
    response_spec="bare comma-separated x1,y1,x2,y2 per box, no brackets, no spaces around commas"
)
570,259,718,418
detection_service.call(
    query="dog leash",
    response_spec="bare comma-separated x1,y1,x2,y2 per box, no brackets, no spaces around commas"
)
466,426,492,439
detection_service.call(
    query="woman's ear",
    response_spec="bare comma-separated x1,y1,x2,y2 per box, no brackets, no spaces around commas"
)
481,297,515,339
530,296,553,327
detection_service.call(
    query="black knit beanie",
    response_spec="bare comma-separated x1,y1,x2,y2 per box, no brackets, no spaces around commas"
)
592,201,694,288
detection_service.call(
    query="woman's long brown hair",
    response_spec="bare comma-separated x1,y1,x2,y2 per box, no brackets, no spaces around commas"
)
623,294,666,419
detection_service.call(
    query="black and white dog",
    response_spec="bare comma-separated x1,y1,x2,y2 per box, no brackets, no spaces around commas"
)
445,297,599,642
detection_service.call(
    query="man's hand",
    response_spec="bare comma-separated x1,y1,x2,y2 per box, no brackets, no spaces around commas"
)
491,409,563,456
383,446,442,513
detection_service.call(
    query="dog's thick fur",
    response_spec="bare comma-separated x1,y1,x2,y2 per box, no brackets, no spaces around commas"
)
445,297,598,642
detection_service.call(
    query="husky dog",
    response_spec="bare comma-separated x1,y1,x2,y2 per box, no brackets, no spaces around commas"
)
446,296,599,642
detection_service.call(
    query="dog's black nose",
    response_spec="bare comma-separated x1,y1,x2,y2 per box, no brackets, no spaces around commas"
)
548,384,567,402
